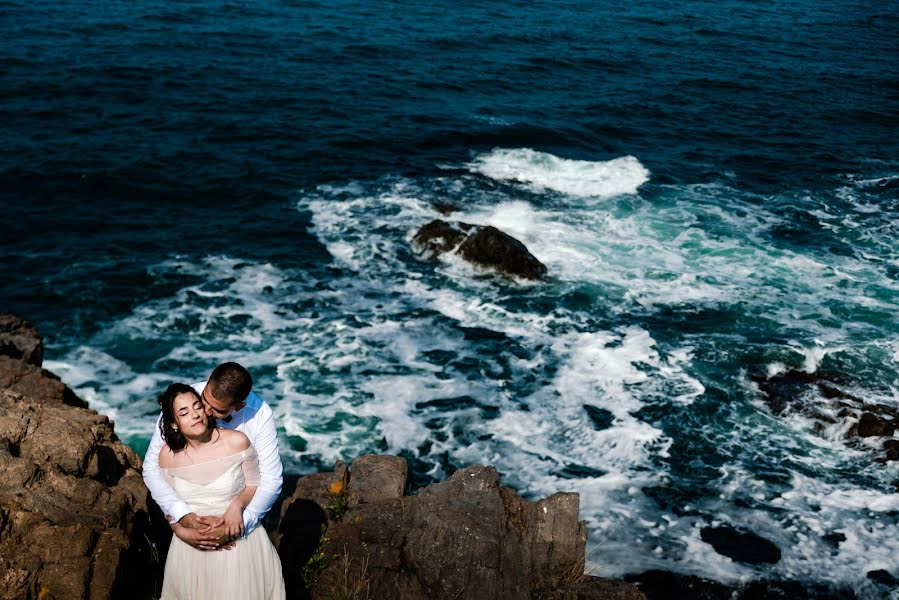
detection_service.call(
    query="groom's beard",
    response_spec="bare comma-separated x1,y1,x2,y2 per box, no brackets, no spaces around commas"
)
221,415,233,423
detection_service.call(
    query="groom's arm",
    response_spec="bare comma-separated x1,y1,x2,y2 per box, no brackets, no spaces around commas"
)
242,397,283,534
142,415,193,524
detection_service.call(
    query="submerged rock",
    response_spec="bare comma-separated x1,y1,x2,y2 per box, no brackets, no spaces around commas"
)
626,570,858,600
625,570,733,600
854,412,895,438
278,455,645,600
752,369,899,463
412,219,548,281
867,569,899,586
699,525,781,565
583,404,615,430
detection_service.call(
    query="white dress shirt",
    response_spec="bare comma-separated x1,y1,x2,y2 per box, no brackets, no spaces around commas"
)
142,382,284,534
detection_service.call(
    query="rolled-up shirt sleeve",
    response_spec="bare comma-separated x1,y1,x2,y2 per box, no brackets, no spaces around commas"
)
241,397,283,534
142,416,192,524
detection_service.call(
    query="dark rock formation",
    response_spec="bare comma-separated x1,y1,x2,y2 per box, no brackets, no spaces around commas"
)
626,570,858,600
752,369,899,463
625,570,733,600
412,220,473,259
867,569,899,586
457,226,548,280
854,412,894,438
882,439,899,462
412,219,548,281
277,455,645,600
752,370,821,416
583,404,615,431
0,315,43,366
433,203,460,216
699,525,781,565
0,314,162,600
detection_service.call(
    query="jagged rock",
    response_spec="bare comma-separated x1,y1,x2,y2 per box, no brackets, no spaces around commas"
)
855,412,894,438
751,370,819,416
278,455,645,600
433,203,460,216
583,404,615,430
412,219,548,280
412,219,474,258
0,318,162,600
752,369,899,462
457,226,548,281
0,355,86,408
880,439,899,463
345,454,406,505
0,315,43,367
700,525,781,565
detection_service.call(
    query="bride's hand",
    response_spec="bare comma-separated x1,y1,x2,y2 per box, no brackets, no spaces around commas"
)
222,500,245,539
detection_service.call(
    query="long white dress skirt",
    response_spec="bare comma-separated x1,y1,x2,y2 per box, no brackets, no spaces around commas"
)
160,527,285,600
158,448,286,600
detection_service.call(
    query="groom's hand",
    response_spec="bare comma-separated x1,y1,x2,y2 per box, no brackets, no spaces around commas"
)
172,523,220,550
172,514,233,550
178,513,225,534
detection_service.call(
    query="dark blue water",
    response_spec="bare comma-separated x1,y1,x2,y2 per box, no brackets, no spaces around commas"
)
3,0,899,595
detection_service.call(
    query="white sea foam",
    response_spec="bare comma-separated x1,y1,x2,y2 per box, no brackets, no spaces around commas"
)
45,348,175,438
468,148,649,198
298,174,899,589
768,471,899,588
45,165,899,595
787,341,846,374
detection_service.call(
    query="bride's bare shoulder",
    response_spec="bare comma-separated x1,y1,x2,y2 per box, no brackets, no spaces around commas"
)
219,428,251,452
158,444,179,468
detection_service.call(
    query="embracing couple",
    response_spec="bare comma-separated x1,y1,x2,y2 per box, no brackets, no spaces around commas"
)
142,362,286,599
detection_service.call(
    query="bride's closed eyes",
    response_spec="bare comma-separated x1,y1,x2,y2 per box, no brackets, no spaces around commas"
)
178,400,204,417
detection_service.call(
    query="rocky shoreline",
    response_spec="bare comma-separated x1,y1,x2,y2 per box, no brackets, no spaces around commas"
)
0,315,645,599
2,314,891,599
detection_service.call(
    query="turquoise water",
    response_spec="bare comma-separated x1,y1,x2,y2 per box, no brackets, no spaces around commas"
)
2,0,898,595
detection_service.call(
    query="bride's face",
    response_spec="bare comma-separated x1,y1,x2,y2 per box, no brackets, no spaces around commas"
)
172,392,210,436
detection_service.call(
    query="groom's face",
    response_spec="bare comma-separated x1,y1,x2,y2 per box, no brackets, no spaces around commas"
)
201,386,240,421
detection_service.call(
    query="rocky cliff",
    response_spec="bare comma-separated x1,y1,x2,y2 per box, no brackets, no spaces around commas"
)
0,315,163,600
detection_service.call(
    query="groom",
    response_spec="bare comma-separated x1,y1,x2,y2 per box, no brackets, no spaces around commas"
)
143,362,283,550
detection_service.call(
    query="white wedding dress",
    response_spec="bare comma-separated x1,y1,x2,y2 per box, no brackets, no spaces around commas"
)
160,447,286,600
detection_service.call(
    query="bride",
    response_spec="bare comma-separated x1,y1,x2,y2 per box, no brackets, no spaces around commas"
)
156,383,286,599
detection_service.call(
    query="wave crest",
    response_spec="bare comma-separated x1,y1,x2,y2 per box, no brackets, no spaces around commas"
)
468,147,649,198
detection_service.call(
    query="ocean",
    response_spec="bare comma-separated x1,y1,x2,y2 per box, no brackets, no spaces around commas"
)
2,0,898,596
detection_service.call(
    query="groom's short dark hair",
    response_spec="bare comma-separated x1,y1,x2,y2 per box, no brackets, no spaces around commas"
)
208,362,253,405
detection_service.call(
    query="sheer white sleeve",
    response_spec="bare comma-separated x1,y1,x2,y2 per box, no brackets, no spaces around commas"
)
242,448,261,486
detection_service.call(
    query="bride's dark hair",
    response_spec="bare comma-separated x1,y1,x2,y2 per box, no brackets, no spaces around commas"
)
158,383,214,452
